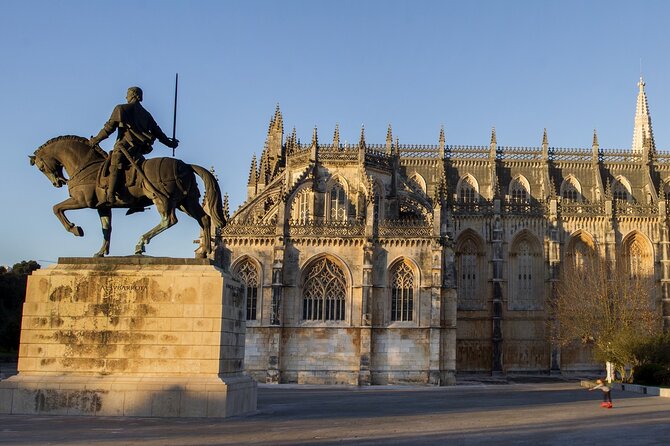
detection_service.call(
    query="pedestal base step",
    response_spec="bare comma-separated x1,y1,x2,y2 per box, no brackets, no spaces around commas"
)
0,374,257,418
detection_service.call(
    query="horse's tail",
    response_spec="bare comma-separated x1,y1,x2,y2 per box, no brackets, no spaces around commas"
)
191,164,226,229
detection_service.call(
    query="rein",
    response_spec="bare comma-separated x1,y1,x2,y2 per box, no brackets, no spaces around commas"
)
67,148,105,186
55,142,107,187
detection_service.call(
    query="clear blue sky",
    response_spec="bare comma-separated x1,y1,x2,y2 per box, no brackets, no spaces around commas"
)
2,0,670,266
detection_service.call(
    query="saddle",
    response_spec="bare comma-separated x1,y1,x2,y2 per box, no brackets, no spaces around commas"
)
95,154,143,203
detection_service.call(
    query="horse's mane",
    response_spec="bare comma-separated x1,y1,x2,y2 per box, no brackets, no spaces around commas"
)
37,135,90,151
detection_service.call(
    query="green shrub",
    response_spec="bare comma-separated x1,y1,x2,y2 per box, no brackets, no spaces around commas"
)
633,334,670,366
0,261,40,352
634,363,666,386
653,369,670,387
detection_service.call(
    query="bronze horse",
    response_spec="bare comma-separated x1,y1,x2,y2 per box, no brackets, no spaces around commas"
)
29,135,225,257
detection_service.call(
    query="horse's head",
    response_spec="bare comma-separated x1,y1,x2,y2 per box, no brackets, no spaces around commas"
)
30,146,68,188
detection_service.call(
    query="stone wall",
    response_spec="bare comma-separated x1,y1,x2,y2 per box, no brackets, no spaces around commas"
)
0,257,256,417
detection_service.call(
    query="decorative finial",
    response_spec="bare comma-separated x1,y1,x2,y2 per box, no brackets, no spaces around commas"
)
542,128,548,146
333,123,340,149
310,127,319,161
209,165,219,181
490,127,497,146
592,129,599,147
247,155,258,186
223,193,230,220
386,124,393,153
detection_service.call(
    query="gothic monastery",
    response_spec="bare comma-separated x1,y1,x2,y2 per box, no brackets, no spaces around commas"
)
221,78,670,385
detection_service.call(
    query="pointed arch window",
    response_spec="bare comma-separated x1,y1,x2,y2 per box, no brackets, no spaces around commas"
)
292,189,311,224
516,241,533,302
510,178,530,203
458,239,478,302
561,178,581,202
624,235,652,280
234,260,260,321
572,239,593,270
458,176,479,203
629,241,645,279
329,183,347,222
391,261,414,321
408,174,427,195
613,179,630,202
303,258,346,321
509,233,543,310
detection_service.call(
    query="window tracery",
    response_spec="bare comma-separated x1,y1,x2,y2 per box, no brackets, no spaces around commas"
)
510,177,530,203
391,261,414,321
458,176,478,203
509,235,542,310
613,179,630,202
561,177,581,202
292,188,311,223
623,234,652,280
328,183,347,222
408,174,427,194
234,260,259,321
302,258,346,321
517,241,533,301
458,239,478,303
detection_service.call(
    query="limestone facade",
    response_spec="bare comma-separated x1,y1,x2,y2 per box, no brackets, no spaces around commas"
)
222,78,670,385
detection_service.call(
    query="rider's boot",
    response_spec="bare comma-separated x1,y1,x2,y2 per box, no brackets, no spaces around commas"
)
106,167,120,204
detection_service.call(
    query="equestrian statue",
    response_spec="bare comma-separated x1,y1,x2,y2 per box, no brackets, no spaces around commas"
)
29,85,226,258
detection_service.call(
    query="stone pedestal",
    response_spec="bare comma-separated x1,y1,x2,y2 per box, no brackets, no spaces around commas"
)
0,257,257,417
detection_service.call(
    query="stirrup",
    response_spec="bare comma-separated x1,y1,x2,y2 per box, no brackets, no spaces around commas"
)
126,207,147,216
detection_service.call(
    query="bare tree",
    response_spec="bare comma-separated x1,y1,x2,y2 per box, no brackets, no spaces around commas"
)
552,254,662,381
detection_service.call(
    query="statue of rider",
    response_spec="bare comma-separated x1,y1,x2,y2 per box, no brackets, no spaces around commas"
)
89,86,179,204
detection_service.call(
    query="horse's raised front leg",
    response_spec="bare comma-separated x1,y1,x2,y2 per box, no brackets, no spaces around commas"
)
134,207,178,255
53,197,85,237
94,207,112,257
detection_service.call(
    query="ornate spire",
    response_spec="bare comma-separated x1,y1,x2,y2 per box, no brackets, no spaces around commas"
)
311,126,318,147
286,127,297,155
247,154,258,187
605,178,612,199
386,124,393,154
592,128,600,163
359,125,366,150
541,128,549,160
439,126,445,158
489,127,497,160
632,77,655,155
310,126,319,161
273,103,283,133
247,154,258,197
223,193,230,220
333,123,340,149
542,128,548,146
261,151,271,184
